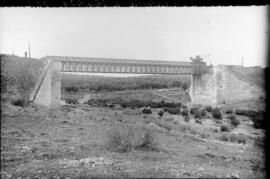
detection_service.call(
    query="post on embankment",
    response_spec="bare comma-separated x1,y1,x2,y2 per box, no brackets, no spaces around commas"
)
29,58,62,106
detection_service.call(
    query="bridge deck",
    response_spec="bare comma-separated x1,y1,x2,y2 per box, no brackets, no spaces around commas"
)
43,56,207,74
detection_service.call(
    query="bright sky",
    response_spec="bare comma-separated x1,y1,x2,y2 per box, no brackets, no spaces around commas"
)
0,7,268,68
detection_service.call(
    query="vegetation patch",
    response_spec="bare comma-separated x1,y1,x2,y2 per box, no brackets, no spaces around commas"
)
181,109,189,116
212,108,222,119
205,105,212,112
218,133,247,144
158,110,164,117
155,120,173,131
142,107,152,114
220,125,230,132
235,109,258,117
65,98,79,105
163,107,180,115
11,96,27,107
106,126,159,152
251,113,265,129
228,114,240,127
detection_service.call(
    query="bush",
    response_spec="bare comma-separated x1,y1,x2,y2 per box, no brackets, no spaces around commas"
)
163,107,180,115
212,108,222,119
142,107,152,114
190,107,199,115
65,86,79,93
195,119,202,124
205,105,212,112
158,110,164,117
225,109,234,114
65,98,78,105
181,109,189,116
235,109,258,117
184,116,190,122
190,108,207,119
11,96,26,107
220,125,230,132
218,133,247,144
229,115,240,127
254,136,264,148
106,126,159,152
252,113,264,129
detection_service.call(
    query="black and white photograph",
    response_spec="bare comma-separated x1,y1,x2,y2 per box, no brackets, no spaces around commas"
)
0,7,268,178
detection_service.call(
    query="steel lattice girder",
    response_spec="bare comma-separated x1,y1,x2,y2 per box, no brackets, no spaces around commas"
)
44,56,207,74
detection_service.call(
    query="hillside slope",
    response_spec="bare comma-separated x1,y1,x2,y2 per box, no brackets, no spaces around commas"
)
1,54,47,98
227,66,265,89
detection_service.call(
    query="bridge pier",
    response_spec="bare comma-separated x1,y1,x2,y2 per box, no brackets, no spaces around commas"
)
30,60,62,106
189,67,215,106
189,65,265,106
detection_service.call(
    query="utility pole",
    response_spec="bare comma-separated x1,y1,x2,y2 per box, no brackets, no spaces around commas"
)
28,41,31,58
12,44,14,55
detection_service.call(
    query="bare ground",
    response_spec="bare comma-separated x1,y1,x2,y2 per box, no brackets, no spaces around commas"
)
1,99,265,178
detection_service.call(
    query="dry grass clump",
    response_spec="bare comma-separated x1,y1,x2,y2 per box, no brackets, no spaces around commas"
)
155,120,173,131
177,123,192,133
106,126,159,152
217,133,247,144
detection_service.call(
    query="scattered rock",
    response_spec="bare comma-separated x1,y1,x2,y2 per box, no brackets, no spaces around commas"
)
226,173,240,179
59,157,113,168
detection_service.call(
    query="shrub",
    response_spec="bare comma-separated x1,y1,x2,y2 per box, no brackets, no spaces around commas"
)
195,119,202,124
205,105,212,112
142,107,152,114
106,127,133,152
181,109,189,116
163,107,180,115
184,116,190,122
106,126,159,152
220,125,230,132
190,108,207,119
235,109,258,117
252,160,266,178
254,136,264,148
158,110,164,117
212,108,222,119
11,96,26,107
190,107,199,115
218,133,247,144
65,98,78,105
65,86,79,93
229,115,240,127
225,109,234,114
252,113,264,129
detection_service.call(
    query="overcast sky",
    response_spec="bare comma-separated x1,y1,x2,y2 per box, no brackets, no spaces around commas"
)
0,7,268,67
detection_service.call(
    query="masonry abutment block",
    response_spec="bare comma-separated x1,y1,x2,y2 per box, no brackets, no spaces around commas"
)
32,60,62,106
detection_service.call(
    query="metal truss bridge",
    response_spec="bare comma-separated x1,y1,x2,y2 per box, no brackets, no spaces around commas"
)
43,56,208,75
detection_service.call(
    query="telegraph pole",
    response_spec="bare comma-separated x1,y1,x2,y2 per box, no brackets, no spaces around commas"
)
12,44,14,55
28,41,31,58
